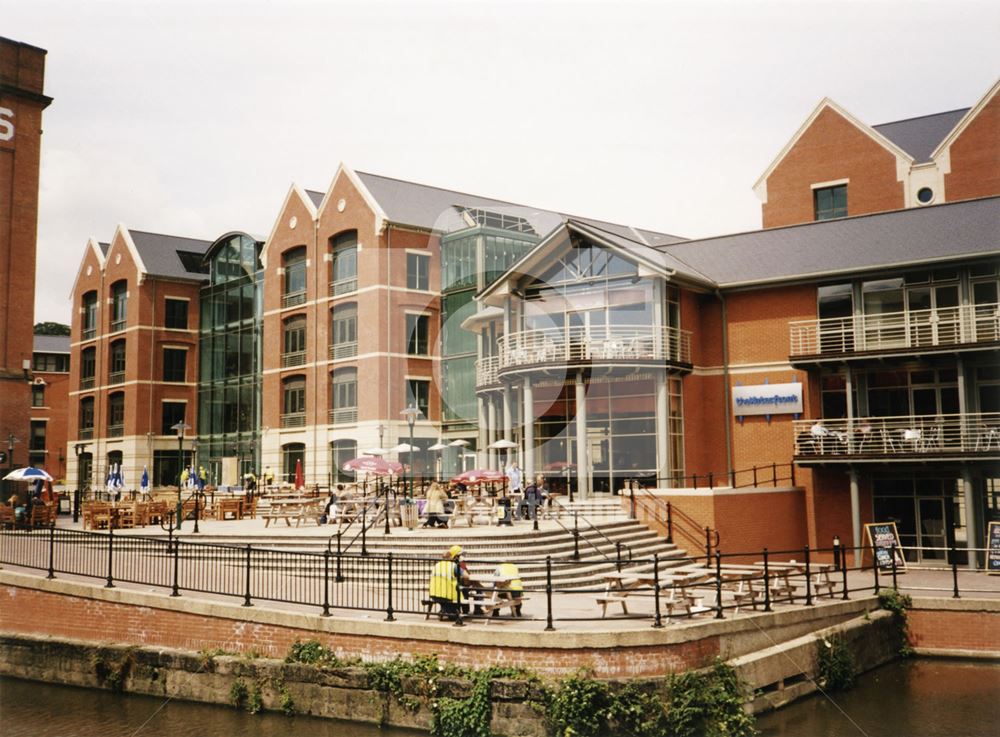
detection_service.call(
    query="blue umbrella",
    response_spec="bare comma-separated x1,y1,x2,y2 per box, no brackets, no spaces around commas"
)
3,467,53,482
140,466,149,493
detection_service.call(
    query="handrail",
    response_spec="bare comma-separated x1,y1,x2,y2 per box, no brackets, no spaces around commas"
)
549,509,633,568
630,462,796,491
631,489,716,559
497,324,692,369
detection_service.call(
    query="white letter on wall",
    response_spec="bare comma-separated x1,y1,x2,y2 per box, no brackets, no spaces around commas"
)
0,108,14,142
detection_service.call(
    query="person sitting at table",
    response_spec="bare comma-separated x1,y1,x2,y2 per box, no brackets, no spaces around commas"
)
322,486,341,525
423,482,450,528
492,561,523,617
428,545,465,620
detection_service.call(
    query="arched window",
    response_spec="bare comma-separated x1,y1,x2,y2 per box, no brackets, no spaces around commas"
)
79,396,95,439
330,302,357,359
281,442,306,484
80,346,97,389
282,246,307,307
110,280,128,332
330,367,358,424
82,291,98,339
329,231,358,296
331,439,357,484
281,375,306,427
109,339,126,384
282,314,307,366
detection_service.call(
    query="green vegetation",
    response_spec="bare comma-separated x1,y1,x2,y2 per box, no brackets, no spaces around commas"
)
90,647,136,693
816,635,856,691
878,590,915,657
34,321,70,336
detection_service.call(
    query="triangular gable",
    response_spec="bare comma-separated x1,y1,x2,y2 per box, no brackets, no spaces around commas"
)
315,163,388,234
259,183,319,268
114,224,149,284
753,98,914,202
930,77,1000,162
67,237,106,300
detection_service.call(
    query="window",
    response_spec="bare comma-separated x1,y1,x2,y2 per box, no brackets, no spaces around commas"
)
407,252,430,291
406,378,430,418
32,353,70,372
109,340,126,384
282,247,307,307
406,314,429,355
81,347,96,388
331,439,358,483
111,280,128,332
282,376,306,426
330,368,358,424
282,315,306,366
31,385,45,407
163,348,187,382
330,231,358,295
153,449,192,487
281,443,305,484
814,185,847,221
161,402,187,435
79,397,95,439
29,420,46,451
164,298,189,329
108,392,125,437
330,303,358,359
82,291,98,339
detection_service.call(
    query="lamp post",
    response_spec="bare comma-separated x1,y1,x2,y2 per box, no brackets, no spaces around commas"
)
170,421,190,529
73,443,87,523
400,405,421,501
191,439,200,534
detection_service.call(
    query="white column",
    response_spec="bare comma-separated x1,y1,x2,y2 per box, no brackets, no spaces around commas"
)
502,387,513,440
575,371,590,499
487,398,498,470
962,469,977,570
655,369,670,487
523,377,535,482
477,398,488,468
849,469,862,567
845,369,855,453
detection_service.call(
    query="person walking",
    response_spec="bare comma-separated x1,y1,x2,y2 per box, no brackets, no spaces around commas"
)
506,461,522,519
423,482,450,528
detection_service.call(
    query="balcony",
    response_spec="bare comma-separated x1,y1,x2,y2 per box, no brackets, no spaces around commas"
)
282,290,306,309
80,376,95,390
329,277,358,297
82,327,96,340
107,424,124,438
476,355,499,388
280,413,306,428
108,371,125,385
789,303,1000,363
793,412,1000,462
79,428,94,440
328,341,358,361
110,319,126,333
497,325,692,374
281,351,306,368
328,407,358,425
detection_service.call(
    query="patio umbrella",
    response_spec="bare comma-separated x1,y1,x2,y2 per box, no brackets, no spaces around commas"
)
544,461,576,472
294,458,304,490
3,467,53,482
448,439,470,447
428,441,449,451
341,456,402,475
140,466,149,493
451,468,505,485
362,447,389,456
390,443,418,453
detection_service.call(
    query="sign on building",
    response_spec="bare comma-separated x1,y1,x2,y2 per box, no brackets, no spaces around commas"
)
732,382,803,416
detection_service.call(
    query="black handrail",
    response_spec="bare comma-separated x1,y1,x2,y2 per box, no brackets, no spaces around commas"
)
549,510,633,568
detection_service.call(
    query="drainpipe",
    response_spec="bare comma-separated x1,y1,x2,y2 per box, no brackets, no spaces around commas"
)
313,215,320,487
714,289,733,477
386,225,392,447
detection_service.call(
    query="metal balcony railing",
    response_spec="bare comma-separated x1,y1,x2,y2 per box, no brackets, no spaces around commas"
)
107,424,124,438
79,428,94,440
110,319,126,333
789,303,1000,357
328,341,358,361
793,412,1000,458
328,407,358,425
329,277,358,297
281,351,306,368
476,355,499,387
80,377,95,390
497,325,691,371
280,413,306,429
282,291,306,308
108,371,125,385
82,327,96,340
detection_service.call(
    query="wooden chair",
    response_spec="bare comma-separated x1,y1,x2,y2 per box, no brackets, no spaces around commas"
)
0,505,14,529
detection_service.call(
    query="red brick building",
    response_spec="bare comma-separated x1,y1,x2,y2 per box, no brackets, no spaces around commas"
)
30,335,70,483
0,37,51,479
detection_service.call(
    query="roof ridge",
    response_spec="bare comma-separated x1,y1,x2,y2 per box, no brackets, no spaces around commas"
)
660,195,1000,251
873,107,970,128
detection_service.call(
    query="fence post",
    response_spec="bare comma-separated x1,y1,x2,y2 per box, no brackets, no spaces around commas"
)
951,546,960,599
833,535,841,571
385,552,395,622
46,525,55,579
890,543,898,592
752,466,758,488
841,544,849,601
242,544,253,607
322,549,331,616
708,472,714,490
652,553,663,629
771,462,777,485
692,474,698,490
790,463,796,487
762,548,772,612
704,526,712,564
872,542,880,595
572,512,580,560
171,537,180,597
105,525,115,588
629,486,636,520
72,489,81,524
335,532,344,582
361,506,368,556
714,550,724,619
804,544,813,606
616,542,623,572
666,502,673,544
545,556,555,631
729,469,735,488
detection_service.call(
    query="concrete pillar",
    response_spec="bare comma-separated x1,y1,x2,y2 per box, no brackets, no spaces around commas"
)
655,369,670,486
575,371,589,499
845,369,855,453
523,377,535,482
487,398,498,470
502,387,513,442
962,469,978,570
477,398,488,468
849,468,862,567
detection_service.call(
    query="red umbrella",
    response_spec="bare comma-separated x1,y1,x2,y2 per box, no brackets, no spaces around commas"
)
294,458,304,490
544,461,576,472
342,456,402,476
451,468,505,485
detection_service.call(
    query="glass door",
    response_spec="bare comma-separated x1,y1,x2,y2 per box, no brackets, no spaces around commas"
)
907,285,959,346
917,498,947,562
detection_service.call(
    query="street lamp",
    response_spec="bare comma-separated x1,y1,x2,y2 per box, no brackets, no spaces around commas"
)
73,443,87,523
171,421,190,529
400,405,421,501
191,439,200,534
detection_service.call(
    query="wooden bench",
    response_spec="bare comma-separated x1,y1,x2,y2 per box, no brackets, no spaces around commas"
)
596,594,631,617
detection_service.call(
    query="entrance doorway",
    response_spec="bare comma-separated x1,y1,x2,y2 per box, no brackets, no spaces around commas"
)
872,477,963,564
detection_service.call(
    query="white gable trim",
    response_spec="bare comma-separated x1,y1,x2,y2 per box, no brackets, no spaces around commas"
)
930,77,1000,162
114,224,149,285
753,98,914,203
68,237,107,300
316,163,388,237
260,184,318,268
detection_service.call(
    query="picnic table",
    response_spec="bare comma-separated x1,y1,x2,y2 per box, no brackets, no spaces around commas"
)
752,560,837,601
597,569,713,620
262,498,323,527
213,497,244,521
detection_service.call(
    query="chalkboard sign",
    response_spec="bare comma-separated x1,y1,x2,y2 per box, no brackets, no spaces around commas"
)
864,522,907,572
987,521,1000,575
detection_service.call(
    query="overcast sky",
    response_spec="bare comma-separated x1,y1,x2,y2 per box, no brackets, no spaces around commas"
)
4,0,998,324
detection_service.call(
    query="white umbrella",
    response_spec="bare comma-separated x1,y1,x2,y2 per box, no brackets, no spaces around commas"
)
428,441,449,451
390,443,419,453
448,439,470,447
362,447,389,456
3,467,53,482
488,439,518,450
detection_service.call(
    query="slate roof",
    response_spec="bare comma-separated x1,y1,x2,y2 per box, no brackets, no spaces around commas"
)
98,242,109,256
305,189,324,208
33,335,71,354
658,196,1000,288
872,108,969,163
129,230,212,281
354,170,686,245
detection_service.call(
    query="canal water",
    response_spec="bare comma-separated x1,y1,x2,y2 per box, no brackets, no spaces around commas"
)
2,659,997,736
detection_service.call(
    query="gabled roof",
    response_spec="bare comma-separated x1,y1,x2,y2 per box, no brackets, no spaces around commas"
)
128,229,212,281
305,189,324,208
658,196,1000,288
873,109,969,164
33,335,71,354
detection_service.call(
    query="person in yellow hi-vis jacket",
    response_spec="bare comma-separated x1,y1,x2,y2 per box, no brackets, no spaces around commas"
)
492,561,524,617
428,545,464,620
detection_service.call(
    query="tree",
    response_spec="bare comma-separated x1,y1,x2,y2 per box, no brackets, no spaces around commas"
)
34,322,70,336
